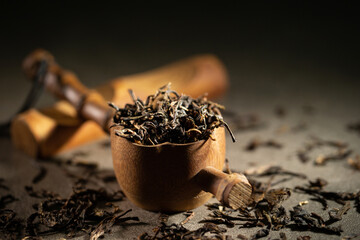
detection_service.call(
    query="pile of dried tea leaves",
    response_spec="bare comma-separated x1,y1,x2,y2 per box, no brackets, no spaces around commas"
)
136,162,359,239
110,83,235,145
0,156,139,240
0,179,23,240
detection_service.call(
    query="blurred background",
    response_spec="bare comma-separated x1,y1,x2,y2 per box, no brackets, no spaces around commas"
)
0,1,359,121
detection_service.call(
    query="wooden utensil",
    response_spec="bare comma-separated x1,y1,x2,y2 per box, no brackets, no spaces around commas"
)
14,49,252,211
11,49,228,157
111,126,251,211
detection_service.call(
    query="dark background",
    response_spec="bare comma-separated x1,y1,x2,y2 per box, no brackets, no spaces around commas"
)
1,2,359,80
1,2,359,118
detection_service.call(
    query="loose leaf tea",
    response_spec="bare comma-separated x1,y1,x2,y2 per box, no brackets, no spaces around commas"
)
297,136,352,165
274,106,286,118
314,149,352,166
0,179,23,240
180,211,195,225
222,110,262,132
289,205,343,235
194,158,359,239
347,121,360,136
244,165,307,179
0,178,9,191
347,155,360,171
294,179,360,208
110,83,235,145
245,139,283,151
24,186,135,238
138,222,230,240
32,166,47,184
17,154,138,239
0,209,24,240
250,228,269,239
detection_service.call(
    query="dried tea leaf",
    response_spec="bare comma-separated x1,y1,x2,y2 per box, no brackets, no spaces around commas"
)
237,233,249,240
222,110,262,132
347,121,360,136
297,236,311,240
0,194,17,208
0,209,24,240
139,222,228,239
327,201,351,224
274,106,286,118
90,209,139,240
314,149,352,166
297,136,350,165
245,139,282,151
180,211,195,225
245,165,306,179
348,155,360,171
290,205,342,235
279,232,287,240
250,228,269,239
111,84,235,145
0,178,9,191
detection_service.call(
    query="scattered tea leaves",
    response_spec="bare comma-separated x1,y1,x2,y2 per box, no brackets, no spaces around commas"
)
279,232,287,240
244,165,306,179
347,155,360,171
274,106,286,118
0,178,9,191
222,110,262,132
0,194,17,209
347,121,360,136
138,222,229,240
315,149,352,166
295,179,360,210
327,201,351,224
250,228,269,239
297,236,311,240
289,205,343,235
297,136,352,165
0,209,24,240
90,209,139,240
245,139,283,151
32,166,47,184
180,211,195,225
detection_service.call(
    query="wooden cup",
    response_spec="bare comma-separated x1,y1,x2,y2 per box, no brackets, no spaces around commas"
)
111,126,251,212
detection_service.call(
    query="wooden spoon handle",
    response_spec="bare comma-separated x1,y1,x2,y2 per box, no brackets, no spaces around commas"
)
44,70,111,131
22,49,112,131
194,166,252,209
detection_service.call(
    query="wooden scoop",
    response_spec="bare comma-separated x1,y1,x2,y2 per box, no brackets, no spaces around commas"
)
112,127,251,211
12,49,228,157
17,50,252,211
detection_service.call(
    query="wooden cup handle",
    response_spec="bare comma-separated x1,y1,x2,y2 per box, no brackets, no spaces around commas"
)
194,166,252,209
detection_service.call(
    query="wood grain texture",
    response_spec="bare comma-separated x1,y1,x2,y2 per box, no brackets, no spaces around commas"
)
111,127,226,212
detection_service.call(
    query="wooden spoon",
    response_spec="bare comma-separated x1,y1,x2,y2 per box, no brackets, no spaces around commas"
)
12,49,228,157
20,50,252,211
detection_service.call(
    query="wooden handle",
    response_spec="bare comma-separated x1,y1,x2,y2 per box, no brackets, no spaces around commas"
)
22,49,112,131
194,166,252,209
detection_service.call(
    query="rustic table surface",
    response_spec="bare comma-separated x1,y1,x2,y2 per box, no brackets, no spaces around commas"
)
1,3,359,240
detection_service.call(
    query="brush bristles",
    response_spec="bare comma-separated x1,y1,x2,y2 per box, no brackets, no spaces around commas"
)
228,182,252,209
